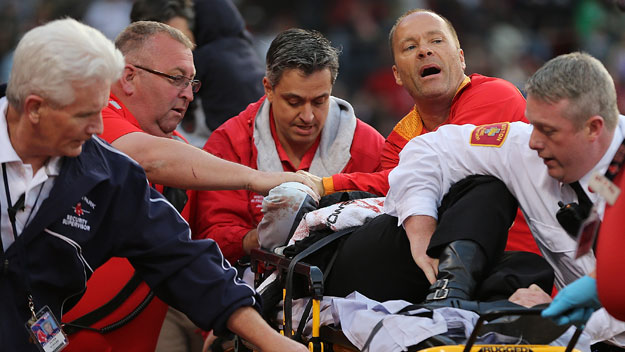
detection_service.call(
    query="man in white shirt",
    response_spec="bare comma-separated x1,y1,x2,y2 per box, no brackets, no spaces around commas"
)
386,52,625,347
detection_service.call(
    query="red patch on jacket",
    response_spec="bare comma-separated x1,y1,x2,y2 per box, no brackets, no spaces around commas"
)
470,122,509,147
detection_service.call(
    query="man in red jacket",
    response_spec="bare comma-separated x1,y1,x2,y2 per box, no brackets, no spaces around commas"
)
190,28,385,265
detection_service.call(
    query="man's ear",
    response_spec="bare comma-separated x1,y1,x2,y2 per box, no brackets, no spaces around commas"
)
119,64,137,95
459,48,466,71
392,65,403,86
263,77,274,102
23,95,44,123
586,115,605,141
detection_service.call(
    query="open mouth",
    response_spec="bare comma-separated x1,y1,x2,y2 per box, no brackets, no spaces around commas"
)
421,66,441,78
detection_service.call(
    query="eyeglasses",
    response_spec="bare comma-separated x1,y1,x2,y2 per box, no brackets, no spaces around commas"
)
132,64,201,93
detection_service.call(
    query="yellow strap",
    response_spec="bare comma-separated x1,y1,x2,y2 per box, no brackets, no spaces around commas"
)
312,299,321,338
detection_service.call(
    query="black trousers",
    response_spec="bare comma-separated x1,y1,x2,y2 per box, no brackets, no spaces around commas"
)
592,342,625,352
324,175,554,303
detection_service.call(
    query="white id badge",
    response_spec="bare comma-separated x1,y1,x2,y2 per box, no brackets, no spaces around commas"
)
25,306,69,352
575,210,601,259
589,171,621,205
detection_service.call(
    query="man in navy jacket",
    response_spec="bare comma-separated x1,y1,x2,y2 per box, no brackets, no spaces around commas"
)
0,18,307,352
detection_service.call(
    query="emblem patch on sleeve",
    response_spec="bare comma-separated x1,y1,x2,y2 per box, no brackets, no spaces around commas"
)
470,122,509,147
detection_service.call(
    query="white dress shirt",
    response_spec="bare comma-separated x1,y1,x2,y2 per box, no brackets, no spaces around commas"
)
385,116,625,346
0,97,61,250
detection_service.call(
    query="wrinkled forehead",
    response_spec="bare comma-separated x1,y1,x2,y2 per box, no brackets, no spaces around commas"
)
133,34,195,74
394,12,457,48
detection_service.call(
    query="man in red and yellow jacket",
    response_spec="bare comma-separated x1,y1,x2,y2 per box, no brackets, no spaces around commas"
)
301,9,538,256
288,9,546,305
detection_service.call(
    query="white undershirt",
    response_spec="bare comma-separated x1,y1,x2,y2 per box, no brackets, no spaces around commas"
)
0,97,60,250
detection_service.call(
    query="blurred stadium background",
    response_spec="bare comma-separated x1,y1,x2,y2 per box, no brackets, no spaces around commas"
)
1,0,625,136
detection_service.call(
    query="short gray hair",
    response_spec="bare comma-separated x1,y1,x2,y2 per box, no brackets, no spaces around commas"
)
6,18,124,109
265,28,340,87
115,21,194,60
525,52,618,131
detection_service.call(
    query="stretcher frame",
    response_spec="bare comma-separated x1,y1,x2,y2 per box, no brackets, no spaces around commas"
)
249,248,583,352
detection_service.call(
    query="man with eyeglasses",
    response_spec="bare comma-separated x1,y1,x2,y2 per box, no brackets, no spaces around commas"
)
61,21,314,352
385,52,625,349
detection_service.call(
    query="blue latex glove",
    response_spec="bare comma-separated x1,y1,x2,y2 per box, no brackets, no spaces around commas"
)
541,275,601,326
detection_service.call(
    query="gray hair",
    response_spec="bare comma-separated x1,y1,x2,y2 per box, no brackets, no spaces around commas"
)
115,21,194,60
265,28,340,87
525,52,618,131
388,9,460,62
6,18,124,109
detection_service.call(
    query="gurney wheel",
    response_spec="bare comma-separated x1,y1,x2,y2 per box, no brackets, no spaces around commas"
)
308,340,324,352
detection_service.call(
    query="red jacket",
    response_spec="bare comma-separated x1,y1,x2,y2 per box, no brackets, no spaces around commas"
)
327,74,540,254
98,94,196,223
596,166,625,320
190,96,385,263
63,94,193,352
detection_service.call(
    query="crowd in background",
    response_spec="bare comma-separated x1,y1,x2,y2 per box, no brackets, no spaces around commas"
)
2,0,625,136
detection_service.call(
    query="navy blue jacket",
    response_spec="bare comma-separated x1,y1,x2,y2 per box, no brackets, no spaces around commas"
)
0,136,260,351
